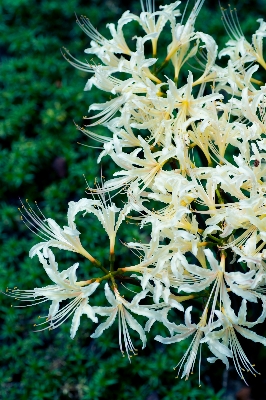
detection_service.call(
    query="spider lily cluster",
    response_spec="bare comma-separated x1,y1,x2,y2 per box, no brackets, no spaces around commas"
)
7,0,266,385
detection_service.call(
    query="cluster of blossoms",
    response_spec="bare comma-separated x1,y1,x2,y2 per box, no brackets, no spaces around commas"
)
7,0,266,385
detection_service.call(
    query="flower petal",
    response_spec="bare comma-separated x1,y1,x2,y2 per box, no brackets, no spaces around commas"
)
91,309,118,338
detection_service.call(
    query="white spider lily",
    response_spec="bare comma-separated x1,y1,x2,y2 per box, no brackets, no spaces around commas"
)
127,0,181,56
25,196,129,260
91,283,157,359
9,0,266,383
220,9,266,69
166,73,223,134
155,306,197,345
7,250,99,339
103,135,177,194
203,309,266,383
155,306,207,385
79,12,133,58
82,192,131,253
21,199,98,263
86,93,133,127
166,0,205,64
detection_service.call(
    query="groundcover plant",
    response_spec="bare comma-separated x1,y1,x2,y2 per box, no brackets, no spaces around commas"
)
5,0,266,387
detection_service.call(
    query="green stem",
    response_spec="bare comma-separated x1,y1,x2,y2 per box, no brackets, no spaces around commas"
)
79,247,108,274
198,241,217,248
95,262,109,275
110,252,115,272
206,234,223,244
109,252,117,289
155,58,170,74
172,289,211,303
77,268,126,286
215,188,224,204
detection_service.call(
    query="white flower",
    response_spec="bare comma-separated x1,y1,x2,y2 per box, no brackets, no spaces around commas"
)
7,250,99,339
220,9,266,70
127,0,181,56
166,72,223,134
103,135,177,193
10,0,266,383
23,196,129,261
155,306,197,345
91,283,157,359
166,0,204,69
82,190,131,254
203,308,266,383
155,306,206,384
79,12,133,59
21,199,98,263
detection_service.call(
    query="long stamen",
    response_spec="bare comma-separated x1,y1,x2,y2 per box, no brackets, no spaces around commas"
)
229,328,258,384
76,15,106,45
61,48,94,72
34,296,83,332
19,200,58,241
174,329,203,381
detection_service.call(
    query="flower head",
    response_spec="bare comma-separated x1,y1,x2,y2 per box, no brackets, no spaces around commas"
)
91,283,158,359
6,250,99,339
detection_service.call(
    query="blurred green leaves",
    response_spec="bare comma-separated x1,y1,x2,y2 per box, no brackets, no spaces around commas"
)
1,0,262,398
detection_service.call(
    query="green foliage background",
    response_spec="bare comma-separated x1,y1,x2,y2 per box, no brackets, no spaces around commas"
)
0,0,265,398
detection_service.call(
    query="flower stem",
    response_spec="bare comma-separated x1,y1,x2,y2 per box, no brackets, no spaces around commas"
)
79,247,109,274
110,252,115,272
215,188,224,204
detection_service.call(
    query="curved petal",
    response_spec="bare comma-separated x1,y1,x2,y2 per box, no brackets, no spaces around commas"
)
90,309,118,338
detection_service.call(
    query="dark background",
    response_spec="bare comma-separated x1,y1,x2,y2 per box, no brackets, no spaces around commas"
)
1,0,266,399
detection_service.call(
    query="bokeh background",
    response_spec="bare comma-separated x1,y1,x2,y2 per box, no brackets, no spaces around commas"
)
1,0,266,399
